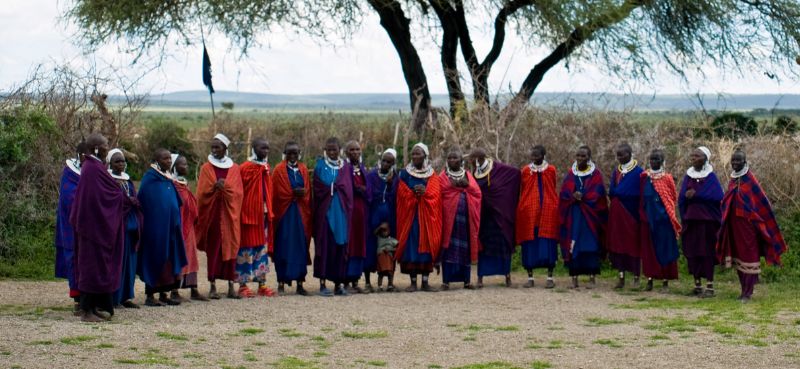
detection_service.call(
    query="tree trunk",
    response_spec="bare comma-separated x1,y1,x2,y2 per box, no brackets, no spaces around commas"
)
368,0,433,132
429,0,466,119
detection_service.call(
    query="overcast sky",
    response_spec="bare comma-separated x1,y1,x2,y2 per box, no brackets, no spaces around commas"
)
2,0,799,96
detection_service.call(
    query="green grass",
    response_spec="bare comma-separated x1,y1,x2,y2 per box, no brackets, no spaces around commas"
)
593,338,624,348
239,328,266,336
183,353,204,359
341,330,388,339
59,335,97,345
271,356,318,369
463,335,477,342
27,340,53,346
650,334,670,340
96,343,115,349
244,353,258,362
452,362,523,369
278,328,304,338
530,361,553,369
494,325,520,331
114,352,179,366
313,351,328,357
156,332,188,341
584,317,637,326
367,360,387,367
427,365,443,369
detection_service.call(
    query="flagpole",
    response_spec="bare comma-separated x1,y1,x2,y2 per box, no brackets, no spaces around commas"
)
209,90,216,119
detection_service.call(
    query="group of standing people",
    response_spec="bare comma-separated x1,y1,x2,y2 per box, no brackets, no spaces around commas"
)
55,132,788,322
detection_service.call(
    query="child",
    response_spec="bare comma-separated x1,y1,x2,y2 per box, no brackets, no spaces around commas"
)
375,223,398,292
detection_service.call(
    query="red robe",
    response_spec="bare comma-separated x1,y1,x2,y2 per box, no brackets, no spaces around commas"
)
271,161,312,258
196,162,244,262
516,164,560,243
395,174,443,262
239,161,274,249
439,171,482,263
175,181,199,275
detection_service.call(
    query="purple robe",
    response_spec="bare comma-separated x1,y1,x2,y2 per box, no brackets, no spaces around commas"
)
678,173,723,280
55,165,80,289
475,161,520,276
312,160,354,282
69,157,129,294
365,169,398,272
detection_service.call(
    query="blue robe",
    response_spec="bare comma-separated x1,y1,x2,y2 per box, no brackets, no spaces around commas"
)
136,169,187,289
275,169,309,283
55,166,80,290
114,180,141,304
365,169,398,273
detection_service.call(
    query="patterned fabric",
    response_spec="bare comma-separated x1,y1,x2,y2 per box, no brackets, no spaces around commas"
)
558,169,608,262
643,171,681,234
516,164,560,243
717,171,786,267
439,171,481,262
443,193,471,266
240,161,273,248
235,245,269,283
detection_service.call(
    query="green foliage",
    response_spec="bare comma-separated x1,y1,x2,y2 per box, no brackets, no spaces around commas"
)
126,118,196,179
775,115,798,135
0,106,60,279
762,213,800,283
221,102,235,110
709,113,758,139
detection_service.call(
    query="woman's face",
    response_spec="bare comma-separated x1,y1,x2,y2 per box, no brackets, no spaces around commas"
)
649,153,663,171
325,143,339,160
284,145,300,163
253,141,269,160
156,151,172,172
447,152,462,171
380,153,395,173
730,153,746,172
346,143,361,163
175,157,189,176
616,147,632,165
690,149,706,168
530,149,544,165
211,140,226,159
96,140,110,163
110,152,126,173
575,148,590,167
411,147,425,167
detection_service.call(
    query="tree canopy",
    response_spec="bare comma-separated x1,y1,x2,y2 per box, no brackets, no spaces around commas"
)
68,0,800,129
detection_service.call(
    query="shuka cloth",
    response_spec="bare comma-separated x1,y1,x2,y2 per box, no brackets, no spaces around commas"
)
365,169,398,273
313,159,354,281
114,179,143,304
56,165,80,290
346,163,371,280
197,164,243,281
240,161,273,248
174,181,200,276
272,161,312,282
69,157,129,294
137,168,187,288
558,169,608,276
607,165,643,268
395,170,442,272
639,171,680,280
475,161,520,255
516,164,560,243
442,192,472,284
439,171,482,263
235,245,269,283
717,170,786,269
679,173,723,280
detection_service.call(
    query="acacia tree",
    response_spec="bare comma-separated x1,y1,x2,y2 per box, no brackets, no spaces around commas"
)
68,0,800,131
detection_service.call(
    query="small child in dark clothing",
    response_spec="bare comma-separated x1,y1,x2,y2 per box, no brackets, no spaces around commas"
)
375,223,398,292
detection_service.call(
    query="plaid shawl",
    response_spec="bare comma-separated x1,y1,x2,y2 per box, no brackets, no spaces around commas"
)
516,164,560,243
558,169,608,261
640,171,681,235
717,170,786,266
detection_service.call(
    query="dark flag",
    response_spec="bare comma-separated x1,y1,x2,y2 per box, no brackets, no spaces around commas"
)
202,44,215,94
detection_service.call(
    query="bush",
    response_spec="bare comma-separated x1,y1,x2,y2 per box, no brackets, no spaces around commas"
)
762,212,800,283
709,113,758,139
0,106,61,279
774,115,798,135
127,119,196,179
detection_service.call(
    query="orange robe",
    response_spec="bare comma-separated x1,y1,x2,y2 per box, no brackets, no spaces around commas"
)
395,173,443,262
196,162,244,263
516,164,560,243
175,181,199,275
271,161,312,257
239,161,274,249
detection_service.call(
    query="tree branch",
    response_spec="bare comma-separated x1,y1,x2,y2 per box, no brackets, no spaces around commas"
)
429,0,466,118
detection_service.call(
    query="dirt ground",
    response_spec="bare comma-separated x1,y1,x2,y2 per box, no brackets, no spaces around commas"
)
1,262,799,369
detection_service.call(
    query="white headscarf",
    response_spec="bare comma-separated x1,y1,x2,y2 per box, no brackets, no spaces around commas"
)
687,146,714,179
383,148,398,160
209,133,234,169
106,148,130,180
406,142,434,178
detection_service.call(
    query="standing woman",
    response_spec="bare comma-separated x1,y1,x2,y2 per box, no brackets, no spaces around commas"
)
439,148,481,290
137,148,188,306
678,146,723,298
55,142,88,312
313,137,354,296
196,134,244,299
237,138,276,298
558,145,608,289
107,149,143,309
272,141,312,295
70,133,130,322
717,150,787,301
516,145,560,289
344,140,372,293
639,149,680,292
364,149,399,292
471,148,521,288
395,143,442,292
170,154,206,301
607,143,644,289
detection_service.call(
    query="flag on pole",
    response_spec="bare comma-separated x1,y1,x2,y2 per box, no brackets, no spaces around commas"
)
202,44,215,94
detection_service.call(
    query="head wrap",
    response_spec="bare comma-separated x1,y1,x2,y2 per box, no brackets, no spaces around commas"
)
697,146,711,162
687,146,714,179
413,142,429,157
106,148,130,180
106,148,124,164
383,148,398,159
170,153,180,172
213,133,231,147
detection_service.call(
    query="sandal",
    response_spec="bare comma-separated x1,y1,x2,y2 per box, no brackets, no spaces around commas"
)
238,286,256,298
257,286,276,297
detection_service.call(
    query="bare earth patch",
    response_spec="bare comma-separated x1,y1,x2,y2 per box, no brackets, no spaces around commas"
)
1,268,798,369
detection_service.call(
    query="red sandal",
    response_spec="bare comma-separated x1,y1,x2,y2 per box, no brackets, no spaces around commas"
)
257,286,277,297
238,285,256,298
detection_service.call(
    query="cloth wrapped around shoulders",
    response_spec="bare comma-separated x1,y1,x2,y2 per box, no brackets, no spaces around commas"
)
377,237,399,254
